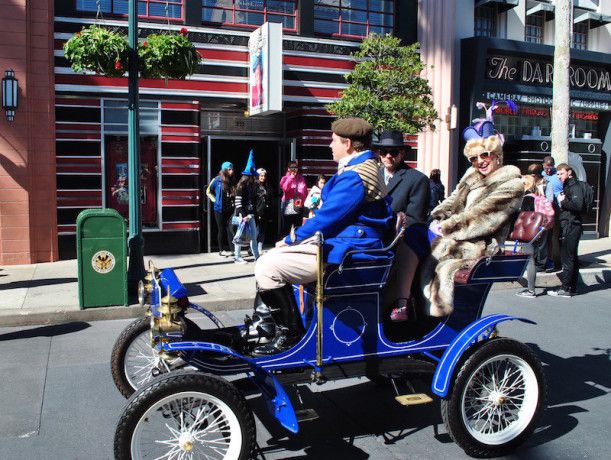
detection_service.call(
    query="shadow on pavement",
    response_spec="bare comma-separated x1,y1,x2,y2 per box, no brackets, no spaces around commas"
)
1,277,78,290
233,343,611,458
521,344,610,450
0,321,90,341
196,273,255,284
169,260,236,271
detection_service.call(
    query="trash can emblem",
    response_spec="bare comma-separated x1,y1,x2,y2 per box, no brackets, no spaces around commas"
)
92,250,116,274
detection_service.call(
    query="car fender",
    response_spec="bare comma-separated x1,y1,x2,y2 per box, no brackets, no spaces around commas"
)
431,314,536,398
162,341,298,434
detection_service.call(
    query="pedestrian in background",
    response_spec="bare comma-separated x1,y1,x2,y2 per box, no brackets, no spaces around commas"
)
255,167,274,255
233,152,260,264
280,161,307,234
527,162,551,270
516,175,548,299
527,163,546,196
206,161,235,257
542,156,563,272
548,163,586,297
305,174,326,218
428,168,445,214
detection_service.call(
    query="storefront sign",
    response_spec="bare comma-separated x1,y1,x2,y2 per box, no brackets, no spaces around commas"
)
485,91,611,111
487,55,611,93
248,22,283,116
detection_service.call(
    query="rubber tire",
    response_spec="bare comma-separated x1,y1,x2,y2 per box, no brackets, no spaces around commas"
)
440,338,546,458
114,370,256,460
110,316,199,398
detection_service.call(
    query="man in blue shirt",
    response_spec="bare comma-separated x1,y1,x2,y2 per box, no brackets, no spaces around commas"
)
542,156,563,203
542,156,563,272
253,118,392,354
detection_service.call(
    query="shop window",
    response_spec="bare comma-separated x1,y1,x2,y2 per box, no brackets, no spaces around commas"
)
474,5,497,38
313,0,395,39
76,0,183,20
102,100,161,229
525,13,544,44
201,0,297,31
572,22,588,50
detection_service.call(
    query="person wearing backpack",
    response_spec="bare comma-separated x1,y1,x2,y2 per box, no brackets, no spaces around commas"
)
548,163,587,298
516,175,551,299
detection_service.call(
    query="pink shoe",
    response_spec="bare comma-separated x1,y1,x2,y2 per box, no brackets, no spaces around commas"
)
390,298,411,322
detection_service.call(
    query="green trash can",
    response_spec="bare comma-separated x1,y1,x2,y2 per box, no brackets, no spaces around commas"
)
77,209,128,308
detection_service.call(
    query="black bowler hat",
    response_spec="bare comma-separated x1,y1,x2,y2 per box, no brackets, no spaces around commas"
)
373,130,409,149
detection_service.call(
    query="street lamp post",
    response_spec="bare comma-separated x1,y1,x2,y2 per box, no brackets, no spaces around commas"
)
127,0,145,287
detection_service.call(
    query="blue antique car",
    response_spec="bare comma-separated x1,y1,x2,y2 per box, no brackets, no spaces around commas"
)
113,217,546,460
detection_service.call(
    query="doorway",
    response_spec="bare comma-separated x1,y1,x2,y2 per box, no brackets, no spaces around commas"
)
202,136,296,252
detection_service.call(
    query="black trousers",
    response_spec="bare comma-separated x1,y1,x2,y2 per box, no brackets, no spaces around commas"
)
282,214,302,235
533,229,548,269
214,211,235,252
559,222,582,293
257,218,267,244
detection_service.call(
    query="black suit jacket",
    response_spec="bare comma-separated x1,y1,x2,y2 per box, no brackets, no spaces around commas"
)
380,165,430,228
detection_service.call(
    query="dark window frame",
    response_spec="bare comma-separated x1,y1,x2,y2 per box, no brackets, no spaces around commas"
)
572,20,588,50
75,0,184,22
474,4,497,38
313,0,395,40
201,0,298,32
525,12,544,44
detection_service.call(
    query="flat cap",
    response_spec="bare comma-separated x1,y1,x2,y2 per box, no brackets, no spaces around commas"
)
331,117,373,139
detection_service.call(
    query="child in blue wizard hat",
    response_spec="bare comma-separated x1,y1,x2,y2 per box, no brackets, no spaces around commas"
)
233,150,260,263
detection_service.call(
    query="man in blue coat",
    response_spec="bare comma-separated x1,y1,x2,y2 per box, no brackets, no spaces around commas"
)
254,117,392,354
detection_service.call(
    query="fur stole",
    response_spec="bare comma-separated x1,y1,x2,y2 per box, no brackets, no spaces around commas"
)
421,165,524,317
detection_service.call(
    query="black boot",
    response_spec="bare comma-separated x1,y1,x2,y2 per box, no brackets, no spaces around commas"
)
241,292,275,342
253,285,305,355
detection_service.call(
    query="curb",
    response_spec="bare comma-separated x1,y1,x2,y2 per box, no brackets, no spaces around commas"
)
0,297,254,328
1,268,609,328
492,267,610,291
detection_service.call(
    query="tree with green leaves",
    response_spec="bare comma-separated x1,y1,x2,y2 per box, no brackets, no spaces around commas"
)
327,34,437,135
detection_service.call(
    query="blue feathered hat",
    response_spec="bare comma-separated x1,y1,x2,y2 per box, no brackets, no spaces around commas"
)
462,100,518,145
241,150,258,176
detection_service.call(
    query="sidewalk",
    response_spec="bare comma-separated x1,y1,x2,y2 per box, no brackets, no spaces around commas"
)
1,239,609,327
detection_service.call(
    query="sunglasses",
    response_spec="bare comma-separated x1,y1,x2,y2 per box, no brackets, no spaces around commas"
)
379,149,401,157
468,151,492,163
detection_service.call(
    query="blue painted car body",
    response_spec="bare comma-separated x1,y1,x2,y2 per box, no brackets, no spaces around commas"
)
151,251,535,434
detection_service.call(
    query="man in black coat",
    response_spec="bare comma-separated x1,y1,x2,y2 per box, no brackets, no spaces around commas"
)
374,130,430,321
548,163,585,297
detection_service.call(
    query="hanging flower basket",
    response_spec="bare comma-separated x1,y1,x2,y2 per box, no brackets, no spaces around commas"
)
139,29,201,80
63,25,129,77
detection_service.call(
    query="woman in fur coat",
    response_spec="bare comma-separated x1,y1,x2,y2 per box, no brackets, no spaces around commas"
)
421,134,524,316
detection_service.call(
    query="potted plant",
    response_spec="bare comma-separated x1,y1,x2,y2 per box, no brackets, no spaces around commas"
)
139,28,201,80
63,25,129,77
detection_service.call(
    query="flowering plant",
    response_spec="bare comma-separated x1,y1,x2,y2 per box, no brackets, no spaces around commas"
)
64,26,200,80
63,25,129,77
139,28,201,80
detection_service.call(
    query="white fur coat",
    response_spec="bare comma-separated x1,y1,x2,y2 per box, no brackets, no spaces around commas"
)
421,165,524,316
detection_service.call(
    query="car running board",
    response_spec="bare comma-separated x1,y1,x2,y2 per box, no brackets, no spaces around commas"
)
295,408,319,422
395,393,433,406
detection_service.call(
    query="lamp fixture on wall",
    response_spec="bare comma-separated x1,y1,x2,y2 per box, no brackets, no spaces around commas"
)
2,69,19,122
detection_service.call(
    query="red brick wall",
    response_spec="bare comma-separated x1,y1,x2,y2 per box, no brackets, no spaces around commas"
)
0,0,57,264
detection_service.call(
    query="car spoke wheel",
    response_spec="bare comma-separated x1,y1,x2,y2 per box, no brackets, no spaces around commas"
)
441,338,546,457
115,371,255,460
111,317,199,398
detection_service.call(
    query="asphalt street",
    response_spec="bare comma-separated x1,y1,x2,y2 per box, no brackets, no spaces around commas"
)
0,284,609,460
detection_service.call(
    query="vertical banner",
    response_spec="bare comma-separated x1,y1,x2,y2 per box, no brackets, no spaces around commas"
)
249,22,283,116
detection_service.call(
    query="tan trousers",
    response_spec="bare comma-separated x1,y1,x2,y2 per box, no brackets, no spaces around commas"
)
254,243,318,290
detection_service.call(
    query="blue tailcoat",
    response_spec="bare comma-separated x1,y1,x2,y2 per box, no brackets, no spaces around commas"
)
284,151,392,264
